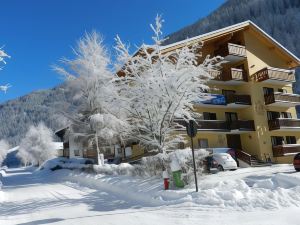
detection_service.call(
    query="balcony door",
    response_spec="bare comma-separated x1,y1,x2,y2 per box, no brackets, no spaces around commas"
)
226,134,242,150
263,87,274,95
226,112,238,130
267,111,280,120
271,136,284,146
225,112,238,122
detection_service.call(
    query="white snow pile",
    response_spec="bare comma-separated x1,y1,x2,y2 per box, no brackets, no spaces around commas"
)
93,148,208,181
65,165,300,211
39,157,93,171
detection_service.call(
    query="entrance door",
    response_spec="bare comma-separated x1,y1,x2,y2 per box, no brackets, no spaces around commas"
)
226,134,242,150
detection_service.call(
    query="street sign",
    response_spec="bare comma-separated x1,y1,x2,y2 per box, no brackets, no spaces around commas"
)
186,120,197,138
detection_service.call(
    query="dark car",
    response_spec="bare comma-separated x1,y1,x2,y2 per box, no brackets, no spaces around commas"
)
293,153,300,172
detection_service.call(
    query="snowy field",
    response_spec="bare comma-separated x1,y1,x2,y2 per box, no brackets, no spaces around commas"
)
1,165,300,225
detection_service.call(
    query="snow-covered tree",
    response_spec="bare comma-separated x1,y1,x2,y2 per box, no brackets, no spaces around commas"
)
115,15,221,153
0,47,11,92
55,32,130,164
0,139,10,166
17,123,56,166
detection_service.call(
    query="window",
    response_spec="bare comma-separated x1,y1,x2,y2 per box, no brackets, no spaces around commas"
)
278,88,287,93
222,90,236,98
267,111,280,120
203,112,217,120
286,136,296,144
271,136,284,146
74,149,80,156
198,139,208,148
281,112,292,118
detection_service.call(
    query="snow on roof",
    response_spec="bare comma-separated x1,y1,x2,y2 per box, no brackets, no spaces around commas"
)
161,20,300,65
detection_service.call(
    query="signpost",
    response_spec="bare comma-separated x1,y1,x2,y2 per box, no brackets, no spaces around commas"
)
186,120,198,192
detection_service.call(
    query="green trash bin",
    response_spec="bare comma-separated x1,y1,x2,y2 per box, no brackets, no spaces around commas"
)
172,170,185,188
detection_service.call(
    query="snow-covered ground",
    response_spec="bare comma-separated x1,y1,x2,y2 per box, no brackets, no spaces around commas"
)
0,164,300,225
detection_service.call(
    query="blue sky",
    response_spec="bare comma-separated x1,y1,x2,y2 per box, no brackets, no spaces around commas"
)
0,0,225,103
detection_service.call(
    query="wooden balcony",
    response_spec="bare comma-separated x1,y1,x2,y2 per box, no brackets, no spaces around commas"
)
272,144,300,157
226,94,252,108
209,68,248,85
264,92,300,107
175,119,254,133
214,43,247,63
268,118,300,131
252,67,295,84
230,120,255,132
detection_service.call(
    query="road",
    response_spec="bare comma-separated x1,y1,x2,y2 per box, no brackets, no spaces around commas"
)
0,167,299,225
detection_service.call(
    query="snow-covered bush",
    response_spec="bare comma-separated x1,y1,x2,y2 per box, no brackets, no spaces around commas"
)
115,15,222,153
93,148,209,185
17,122,56,166
0,139,10,166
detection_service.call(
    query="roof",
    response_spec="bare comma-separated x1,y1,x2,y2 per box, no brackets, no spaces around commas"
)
160,20,300,67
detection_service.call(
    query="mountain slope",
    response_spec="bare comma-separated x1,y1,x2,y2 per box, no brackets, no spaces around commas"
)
164,0,300,58
0,84,80,145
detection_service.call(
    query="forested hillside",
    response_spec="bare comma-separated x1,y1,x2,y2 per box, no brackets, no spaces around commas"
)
0,84,80,145
1,0,300,145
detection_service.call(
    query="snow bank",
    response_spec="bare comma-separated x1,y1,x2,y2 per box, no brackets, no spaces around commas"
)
64,166,300,211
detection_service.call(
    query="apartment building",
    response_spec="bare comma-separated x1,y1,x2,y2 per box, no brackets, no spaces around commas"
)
161,20,300,164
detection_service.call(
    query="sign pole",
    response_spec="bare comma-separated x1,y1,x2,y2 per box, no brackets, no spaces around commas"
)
190,135,198,192
186,120,199,193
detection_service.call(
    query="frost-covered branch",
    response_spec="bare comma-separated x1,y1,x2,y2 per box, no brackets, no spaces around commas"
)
115,15,222,153
55,32,131,163
0,47,11,93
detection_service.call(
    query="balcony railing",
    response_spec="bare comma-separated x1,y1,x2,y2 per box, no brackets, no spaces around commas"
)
264,92,300,105
209,68,247,82
198,94,227,105
197,94,251,107
252,67,295,83
272,144,300,157
230,120,255,131
214,43,247,59
268,118,300,131
226,94,252,105
175,119,255,132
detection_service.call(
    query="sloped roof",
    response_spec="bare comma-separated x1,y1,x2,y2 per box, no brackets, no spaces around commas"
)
160,20,300,67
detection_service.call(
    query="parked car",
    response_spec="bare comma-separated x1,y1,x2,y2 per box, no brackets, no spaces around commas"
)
293,153,300,172
206,153,238,172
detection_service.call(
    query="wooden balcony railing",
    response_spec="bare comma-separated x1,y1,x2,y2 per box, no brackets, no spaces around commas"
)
226,94,252,105
236,150,252,165
175,119,254,131
223,68,247,81
214,43,247,58
264,92,300,105
230,120,255,131
252,67,295,83
268,118,300,130
272,144,300,157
